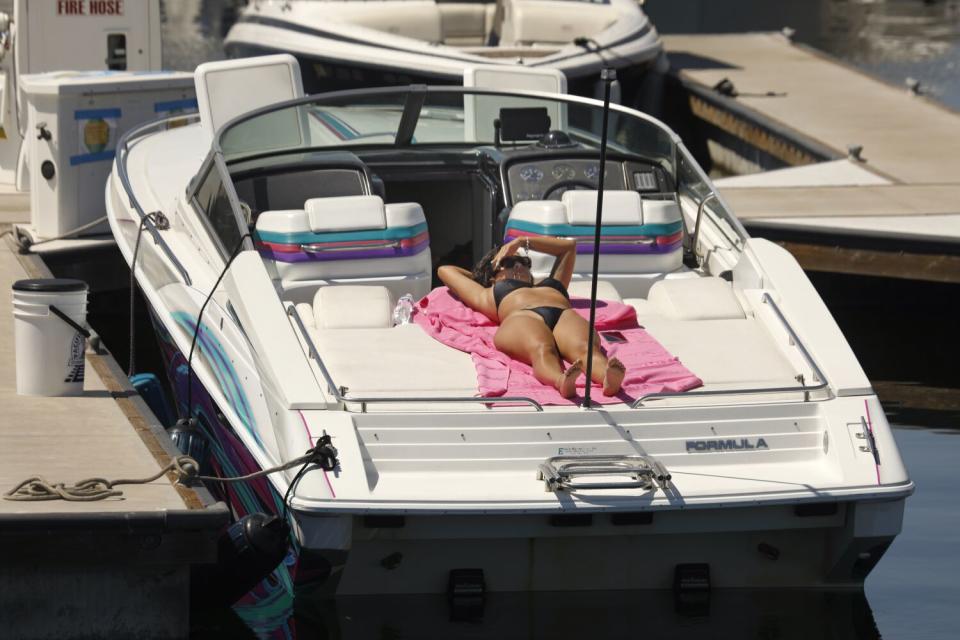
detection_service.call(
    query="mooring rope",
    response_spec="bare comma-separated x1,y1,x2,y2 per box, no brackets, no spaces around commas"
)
3,440,338,502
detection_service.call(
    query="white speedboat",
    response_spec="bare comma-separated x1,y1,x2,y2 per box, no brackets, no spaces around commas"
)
224,0,664,101
107,56,912,596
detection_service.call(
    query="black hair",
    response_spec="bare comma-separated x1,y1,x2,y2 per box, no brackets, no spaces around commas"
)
472,245,501,287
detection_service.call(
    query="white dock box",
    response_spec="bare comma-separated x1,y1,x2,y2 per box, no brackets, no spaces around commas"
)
20,71,195,239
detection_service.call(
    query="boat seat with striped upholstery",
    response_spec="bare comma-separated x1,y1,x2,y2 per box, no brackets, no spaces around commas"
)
503,190,684,297
255,195,432,304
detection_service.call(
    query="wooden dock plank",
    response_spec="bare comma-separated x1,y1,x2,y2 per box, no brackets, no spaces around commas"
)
775,241,960,284
665,33,960,185
721,184,960,219
0,233,186,514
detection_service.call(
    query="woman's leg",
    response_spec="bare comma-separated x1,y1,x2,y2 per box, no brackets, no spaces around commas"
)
553,310,625,396
495,312,582,397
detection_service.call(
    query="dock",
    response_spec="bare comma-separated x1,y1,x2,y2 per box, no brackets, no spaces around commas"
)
664,33,960,283
0,212,228,637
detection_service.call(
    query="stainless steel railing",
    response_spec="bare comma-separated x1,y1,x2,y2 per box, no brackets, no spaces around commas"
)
690,191,718,268
302,240,402,253
114,114,200,286
632,292,830,408
286,305,545,412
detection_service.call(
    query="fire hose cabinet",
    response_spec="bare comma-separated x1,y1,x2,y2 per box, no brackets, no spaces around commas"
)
20,70,195,239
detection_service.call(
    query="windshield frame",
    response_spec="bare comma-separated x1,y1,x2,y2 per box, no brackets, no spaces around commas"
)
190,85,746,258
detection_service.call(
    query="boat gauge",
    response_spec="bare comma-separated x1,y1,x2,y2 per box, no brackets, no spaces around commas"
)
584,164,606,180
551,164,576,180
519,166,544,182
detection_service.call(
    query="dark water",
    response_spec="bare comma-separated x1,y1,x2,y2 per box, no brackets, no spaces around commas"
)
15,0,949,636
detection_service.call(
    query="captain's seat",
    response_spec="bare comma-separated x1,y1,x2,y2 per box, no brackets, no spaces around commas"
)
255,195,432,304
504,190,684,298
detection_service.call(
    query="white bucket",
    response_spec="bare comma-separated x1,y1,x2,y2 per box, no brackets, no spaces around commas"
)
12,279,89,396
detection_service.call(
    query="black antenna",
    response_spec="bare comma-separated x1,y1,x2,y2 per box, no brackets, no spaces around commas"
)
581,67,615,409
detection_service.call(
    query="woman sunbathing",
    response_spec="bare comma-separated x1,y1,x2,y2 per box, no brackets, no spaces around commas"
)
438,236,625,398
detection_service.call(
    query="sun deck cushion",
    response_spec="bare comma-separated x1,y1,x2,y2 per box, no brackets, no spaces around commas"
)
255,196,432,302
504,191,684,279
313,285,395,329
647,277,746,321
639,317,798,387
309,324,479,397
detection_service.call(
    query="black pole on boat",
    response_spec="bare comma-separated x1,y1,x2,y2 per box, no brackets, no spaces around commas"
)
582,67,615,409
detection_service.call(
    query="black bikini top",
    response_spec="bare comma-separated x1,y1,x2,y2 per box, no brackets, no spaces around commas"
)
493,277,570,309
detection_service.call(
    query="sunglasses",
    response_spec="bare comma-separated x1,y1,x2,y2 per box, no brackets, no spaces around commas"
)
498,255,532,270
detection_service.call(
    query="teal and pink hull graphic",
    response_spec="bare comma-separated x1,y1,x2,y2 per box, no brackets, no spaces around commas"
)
152,312,335,595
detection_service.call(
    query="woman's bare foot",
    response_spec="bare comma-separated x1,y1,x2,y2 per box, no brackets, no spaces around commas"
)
557,359,583,398
602,357,626,396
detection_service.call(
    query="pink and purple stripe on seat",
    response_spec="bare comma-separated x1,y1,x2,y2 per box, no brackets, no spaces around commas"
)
256,224,430,263
504,226,683,255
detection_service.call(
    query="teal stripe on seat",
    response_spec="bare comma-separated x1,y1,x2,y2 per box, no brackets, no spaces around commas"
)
505,219,683,237
257,222,429,245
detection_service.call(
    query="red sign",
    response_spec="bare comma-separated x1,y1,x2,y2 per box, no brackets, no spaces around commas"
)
57,0,125,16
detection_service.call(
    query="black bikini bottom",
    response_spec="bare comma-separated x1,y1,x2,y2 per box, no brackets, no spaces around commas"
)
526,306,568,331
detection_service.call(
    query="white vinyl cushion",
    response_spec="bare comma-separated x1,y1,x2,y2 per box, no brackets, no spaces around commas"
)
640,317,798,386
384,202,427,228
255,209,311,235
310,324,478,396
562,190,643,226
295,303,315,328
506,200,567,226
566,279,622,302
642,199,683,225
503,0,618,45
313,286,395,329
647,277,746,321
305,195,386,232
257,201,427,236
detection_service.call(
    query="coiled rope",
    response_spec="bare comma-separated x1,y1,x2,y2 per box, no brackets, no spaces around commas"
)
3,439,338,503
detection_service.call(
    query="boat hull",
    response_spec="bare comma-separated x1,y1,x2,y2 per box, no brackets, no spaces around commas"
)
150,311,338,588
224,26,665,109
226,41,665,112
148,309,903,595
304,500,902,595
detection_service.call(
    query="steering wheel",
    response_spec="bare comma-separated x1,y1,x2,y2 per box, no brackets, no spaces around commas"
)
542,179,597,200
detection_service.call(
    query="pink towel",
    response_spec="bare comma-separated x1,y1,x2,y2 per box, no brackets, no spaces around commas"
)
413,287,702,406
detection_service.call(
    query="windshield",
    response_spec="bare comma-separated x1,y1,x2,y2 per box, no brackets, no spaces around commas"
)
217,87,677,175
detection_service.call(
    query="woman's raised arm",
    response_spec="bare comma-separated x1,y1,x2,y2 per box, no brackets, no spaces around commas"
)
437,265,497,318
523,236,577,287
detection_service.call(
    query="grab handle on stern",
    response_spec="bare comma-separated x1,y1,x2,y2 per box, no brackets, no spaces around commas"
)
537,454,670,492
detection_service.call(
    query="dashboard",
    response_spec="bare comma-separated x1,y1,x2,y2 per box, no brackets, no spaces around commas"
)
505,157,670,204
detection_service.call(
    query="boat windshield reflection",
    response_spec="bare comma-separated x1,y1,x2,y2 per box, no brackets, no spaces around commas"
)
216,87,677,175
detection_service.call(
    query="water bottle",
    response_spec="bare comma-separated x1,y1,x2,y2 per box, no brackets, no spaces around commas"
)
393,294,415,326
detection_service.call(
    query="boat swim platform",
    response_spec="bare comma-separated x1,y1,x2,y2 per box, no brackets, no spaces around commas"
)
0,215,228,638
663,33,960,284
